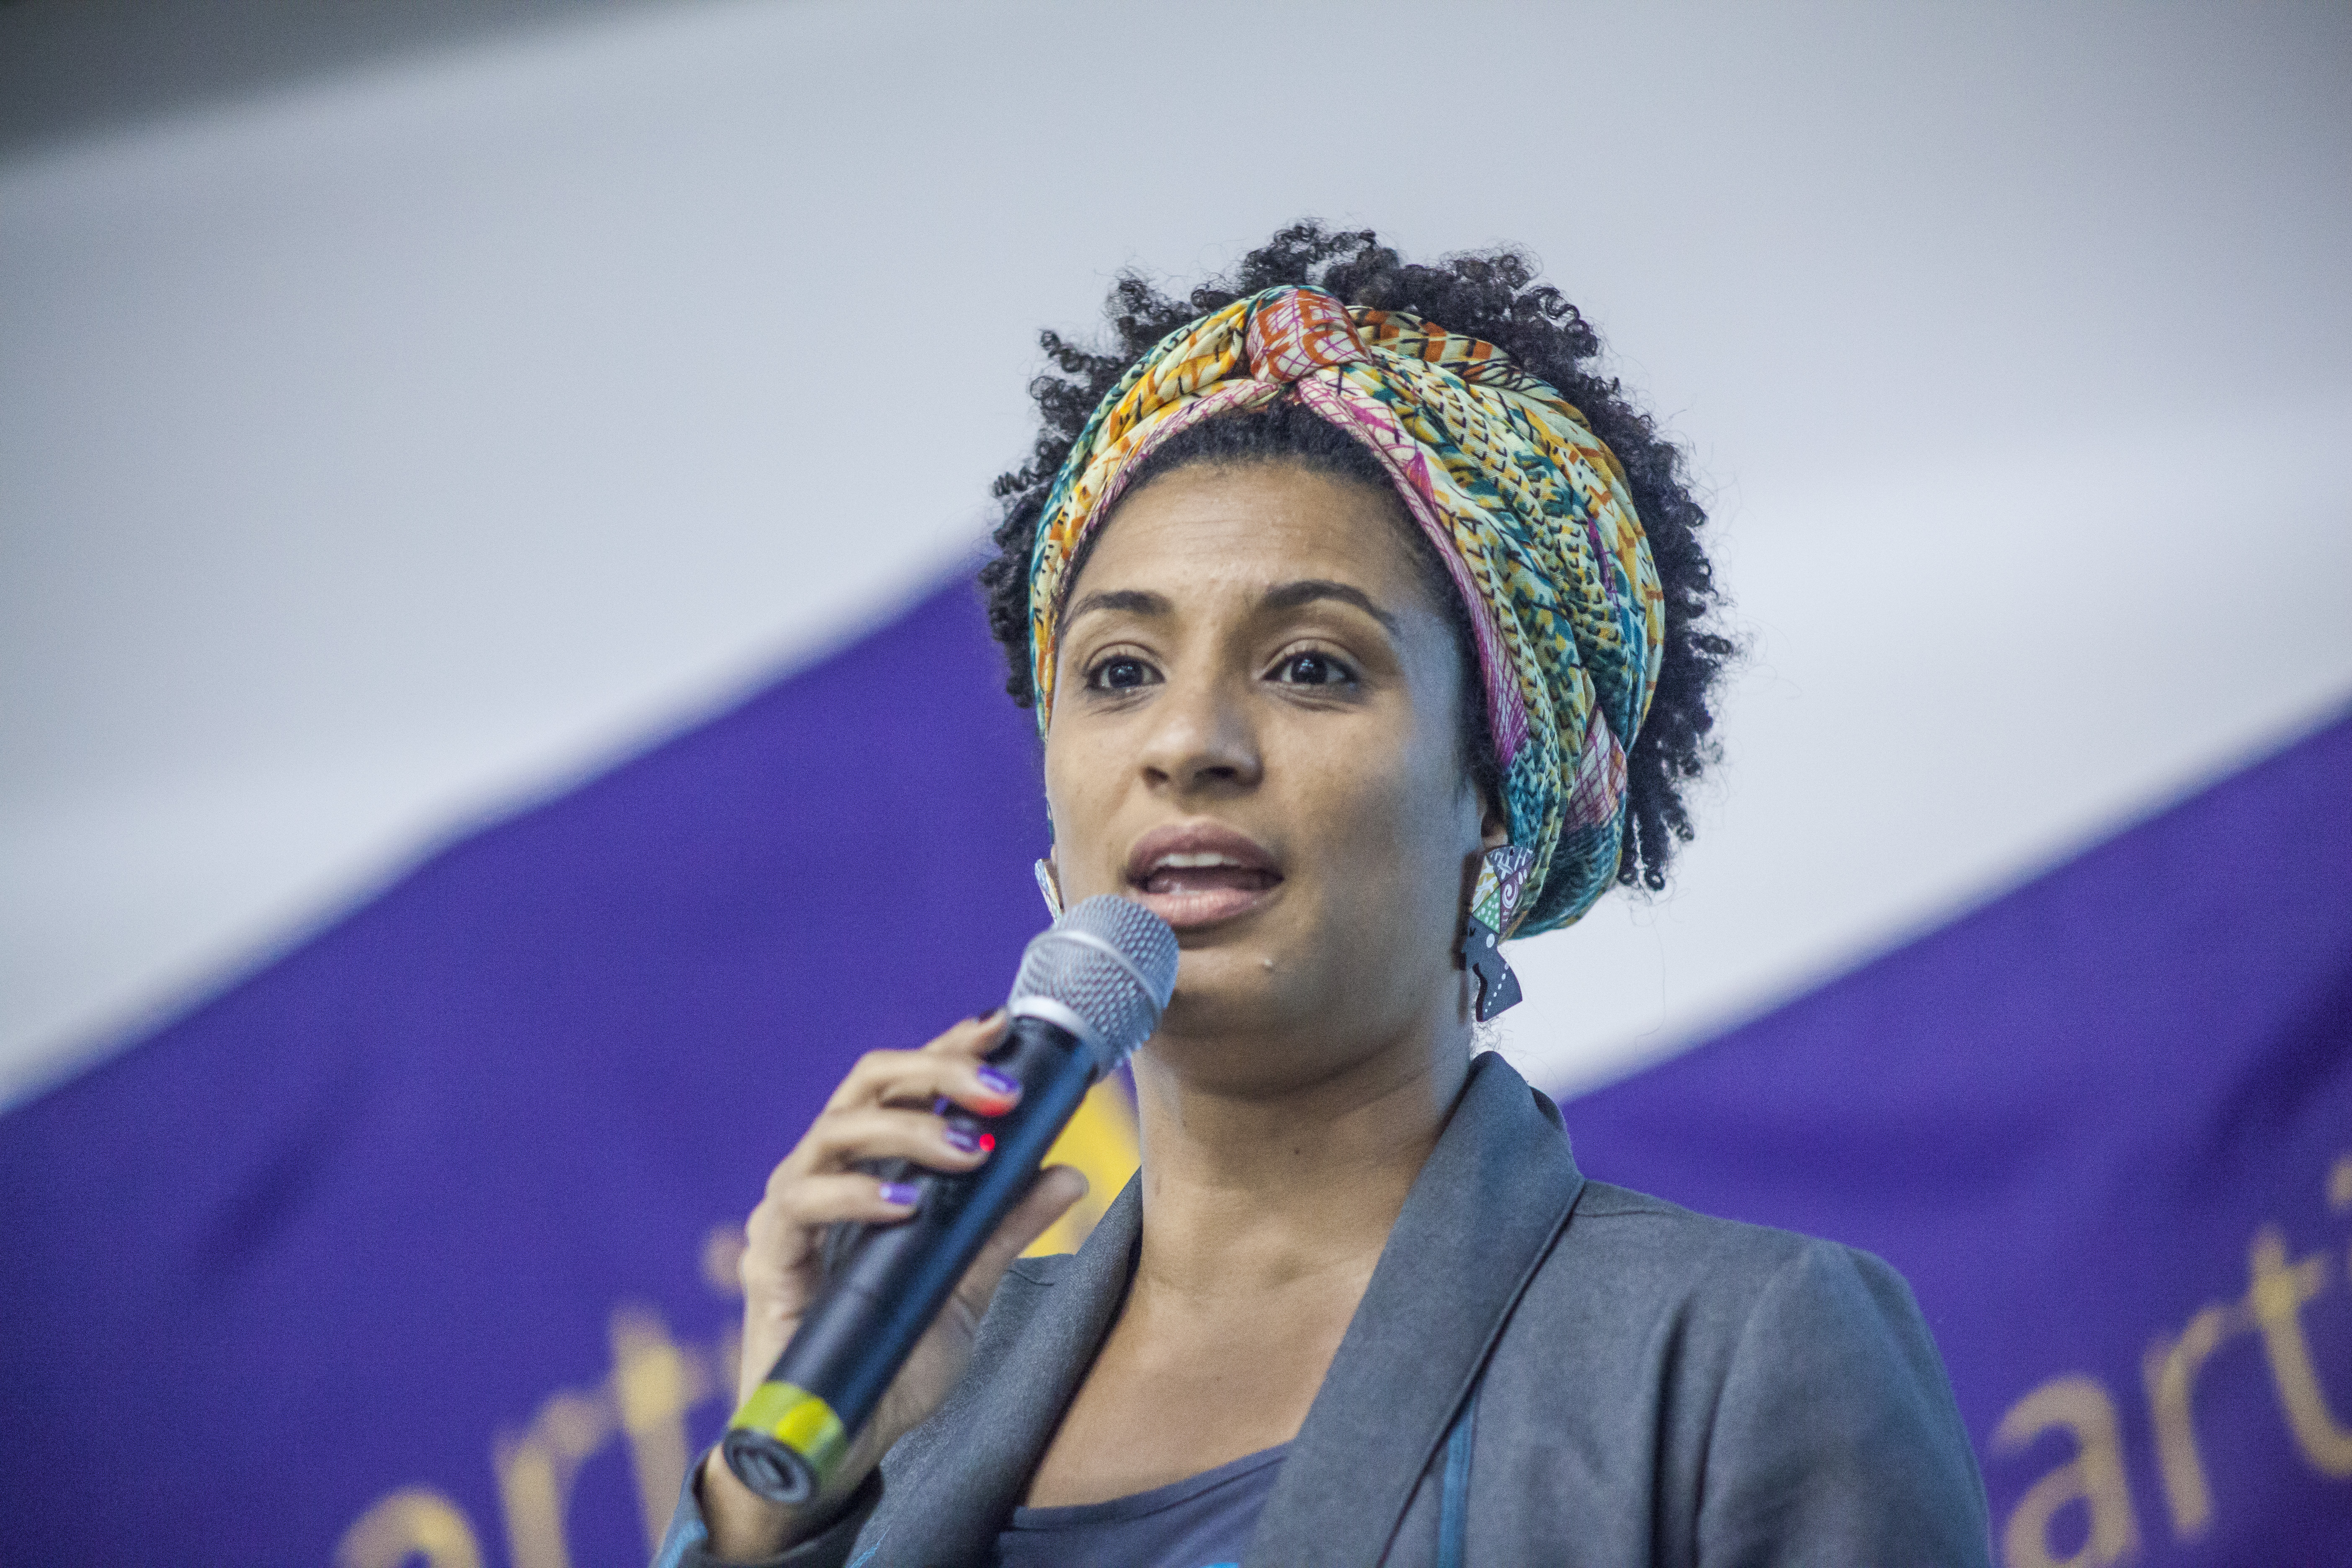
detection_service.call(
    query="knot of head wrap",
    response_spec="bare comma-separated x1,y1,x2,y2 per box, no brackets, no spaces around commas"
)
1028,285,1664,934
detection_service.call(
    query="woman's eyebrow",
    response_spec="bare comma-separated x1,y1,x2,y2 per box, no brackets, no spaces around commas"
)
1065,588,1171,622
1261,579,1401,634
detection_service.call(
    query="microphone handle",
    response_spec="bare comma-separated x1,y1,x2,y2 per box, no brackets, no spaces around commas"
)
722,1015,1098,1505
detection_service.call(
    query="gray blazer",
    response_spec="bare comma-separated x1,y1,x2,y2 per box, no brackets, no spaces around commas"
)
660,1053,1991,1567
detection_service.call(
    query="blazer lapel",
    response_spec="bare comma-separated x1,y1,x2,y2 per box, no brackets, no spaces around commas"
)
1244,1052,1586,1567
869,1174,1142,1567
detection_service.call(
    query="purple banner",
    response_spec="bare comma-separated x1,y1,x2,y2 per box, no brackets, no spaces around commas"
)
3,575,2346,1567
0,579,1051,1566
1571,704,2352,1565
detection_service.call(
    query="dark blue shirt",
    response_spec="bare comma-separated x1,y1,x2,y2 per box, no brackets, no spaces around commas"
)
991,1444,1290,1568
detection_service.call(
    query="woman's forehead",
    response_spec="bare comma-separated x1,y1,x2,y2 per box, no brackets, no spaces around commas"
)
1077,463,1426,600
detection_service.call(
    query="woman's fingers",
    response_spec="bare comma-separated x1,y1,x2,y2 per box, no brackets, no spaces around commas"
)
742,1174,886,1291
784,1015,1020,1188
739,1166,935,1332
710,1011,1042,1560
920,1007,1008,1057
766,1171,925,1230
787,1105,990,1181
740,1010,1033,1324
822,1015,1016,1119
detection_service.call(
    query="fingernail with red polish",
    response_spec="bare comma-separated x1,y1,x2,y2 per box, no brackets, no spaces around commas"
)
879,1181,920,1207
976,1066,1019,1098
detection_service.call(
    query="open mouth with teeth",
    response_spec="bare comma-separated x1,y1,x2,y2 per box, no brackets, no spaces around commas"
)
1124,826,1285,930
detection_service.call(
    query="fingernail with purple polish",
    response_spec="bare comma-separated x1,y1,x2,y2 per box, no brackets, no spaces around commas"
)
977,1066,1020,1098
943,1124,982,1154
879,1181,921,1207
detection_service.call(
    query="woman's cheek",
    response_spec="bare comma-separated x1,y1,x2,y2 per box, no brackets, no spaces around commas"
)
1040,750,1099,895
1317,765,1423,905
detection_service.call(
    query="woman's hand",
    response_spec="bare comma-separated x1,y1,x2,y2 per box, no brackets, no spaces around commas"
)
699,1010,1089,1562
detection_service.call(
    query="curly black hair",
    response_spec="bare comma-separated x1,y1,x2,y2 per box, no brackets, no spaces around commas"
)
977,222,1733,893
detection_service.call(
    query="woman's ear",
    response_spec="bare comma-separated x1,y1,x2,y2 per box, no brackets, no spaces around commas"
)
1479,792,1510,852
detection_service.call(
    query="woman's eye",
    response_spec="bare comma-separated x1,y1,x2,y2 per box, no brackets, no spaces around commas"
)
1088,656,1156,692
1272,651,1353,687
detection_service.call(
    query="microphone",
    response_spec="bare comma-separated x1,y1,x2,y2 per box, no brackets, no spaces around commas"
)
721,894,1179,1506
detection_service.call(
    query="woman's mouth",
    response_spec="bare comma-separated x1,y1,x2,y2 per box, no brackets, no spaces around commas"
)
1124,824,1284,930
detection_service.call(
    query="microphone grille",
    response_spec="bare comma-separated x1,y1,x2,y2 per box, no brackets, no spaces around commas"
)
1008,895,1179,1071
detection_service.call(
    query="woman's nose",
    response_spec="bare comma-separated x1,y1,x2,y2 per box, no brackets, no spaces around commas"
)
1136,673,1261,795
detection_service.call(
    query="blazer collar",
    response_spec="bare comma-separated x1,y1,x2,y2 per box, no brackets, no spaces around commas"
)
872,1171,1144,1565
1244,1051,1586,1566
872,1051,1581,1566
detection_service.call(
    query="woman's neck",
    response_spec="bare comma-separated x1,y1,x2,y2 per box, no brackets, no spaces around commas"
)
1126,1026,1473,1300
1018,1021,1475,1506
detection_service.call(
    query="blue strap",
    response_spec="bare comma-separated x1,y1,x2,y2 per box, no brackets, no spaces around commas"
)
1436,1375,1482,1568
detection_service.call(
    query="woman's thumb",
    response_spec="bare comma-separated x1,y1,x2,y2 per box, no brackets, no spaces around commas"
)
959,1165,1091,1298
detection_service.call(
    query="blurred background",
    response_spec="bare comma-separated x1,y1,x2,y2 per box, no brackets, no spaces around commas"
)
2,3,2347,1565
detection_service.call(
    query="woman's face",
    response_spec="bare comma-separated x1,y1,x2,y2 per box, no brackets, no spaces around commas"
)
1043,461,1501,1093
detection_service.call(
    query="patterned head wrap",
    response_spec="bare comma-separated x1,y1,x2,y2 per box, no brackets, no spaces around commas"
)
1027,286,1664,934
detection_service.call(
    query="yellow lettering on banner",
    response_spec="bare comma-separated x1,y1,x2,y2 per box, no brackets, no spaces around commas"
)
702,1225,748,1400
702,1223,748,1296
2246,1225,2352,1477
1991,1375,2140,1568
493,1389,611,1568
1021,1076,1140,1258
611,1306,715,1554
2329,1152,2352,1214
2142,1294,2253,1537
334,1486,485,1568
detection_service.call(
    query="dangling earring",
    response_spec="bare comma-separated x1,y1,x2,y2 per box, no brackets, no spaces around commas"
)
1459,845,1534,1022
1034,857,1065,921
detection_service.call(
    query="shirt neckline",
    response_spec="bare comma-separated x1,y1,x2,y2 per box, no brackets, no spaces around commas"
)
1005,1442,1293,1531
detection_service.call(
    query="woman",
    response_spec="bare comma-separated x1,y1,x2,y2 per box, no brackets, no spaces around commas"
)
660,225,1990,1566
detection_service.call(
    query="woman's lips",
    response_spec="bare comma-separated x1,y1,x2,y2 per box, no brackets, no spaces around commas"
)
1123,823,1283,931
1135,862,1281,927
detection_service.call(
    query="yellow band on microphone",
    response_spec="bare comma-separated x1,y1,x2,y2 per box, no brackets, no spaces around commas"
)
728,1380,848,1478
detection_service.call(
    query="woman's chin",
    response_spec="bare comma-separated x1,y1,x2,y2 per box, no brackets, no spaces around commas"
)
1157,937,1341,1039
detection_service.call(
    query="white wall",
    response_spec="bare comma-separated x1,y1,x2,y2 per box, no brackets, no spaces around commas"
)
5,0,2349,1106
